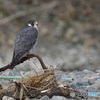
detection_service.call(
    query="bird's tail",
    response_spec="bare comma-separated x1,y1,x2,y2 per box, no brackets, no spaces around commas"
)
9,52,25,69
9,61,17,69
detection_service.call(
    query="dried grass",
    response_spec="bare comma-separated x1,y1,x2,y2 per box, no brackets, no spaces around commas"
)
20,69,57,91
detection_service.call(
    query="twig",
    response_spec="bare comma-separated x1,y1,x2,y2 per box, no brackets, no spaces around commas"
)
20,83,24,100
0,1,57,25
26,86,40,90
0,54,47,72
41,78,55,90
33,62,40,70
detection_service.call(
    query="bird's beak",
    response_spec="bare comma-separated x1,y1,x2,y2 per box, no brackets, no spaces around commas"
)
33,21,38,25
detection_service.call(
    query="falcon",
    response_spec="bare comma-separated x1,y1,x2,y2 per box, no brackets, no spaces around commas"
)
9,20,38,69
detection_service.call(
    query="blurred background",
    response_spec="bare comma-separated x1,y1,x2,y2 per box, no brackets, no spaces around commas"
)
0,0,100,72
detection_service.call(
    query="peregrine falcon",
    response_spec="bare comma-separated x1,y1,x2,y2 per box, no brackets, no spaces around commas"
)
9,20,38,69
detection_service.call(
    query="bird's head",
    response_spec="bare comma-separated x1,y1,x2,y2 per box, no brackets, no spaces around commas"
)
27,20,38,29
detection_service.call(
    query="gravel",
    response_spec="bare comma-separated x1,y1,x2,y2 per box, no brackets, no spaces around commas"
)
1,69,100,100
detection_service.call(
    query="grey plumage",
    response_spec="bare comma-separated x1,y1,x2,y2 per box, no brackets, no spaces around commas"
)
9,20,38,69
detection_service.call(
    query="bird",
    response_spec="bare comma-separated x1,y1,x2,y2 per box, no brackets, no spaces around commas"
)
9,20,38,69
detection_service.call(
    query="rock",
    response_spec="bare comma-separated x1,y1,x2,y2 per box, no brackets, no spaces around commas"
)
83,69,90,73
72,84,78,89
88,82,100,89
86,87,99,92
61,74,72,81
56,73,73,85
55,71,64,80
76,81,89,87
88,76,100,85
96,70,100,75
2,96,15,100
26,98,35,100
40,95,50,100
75,97,82,100
83,69,94,74
32,96,50,100
96,70,100,73
32,98,38,100
51,96,68,100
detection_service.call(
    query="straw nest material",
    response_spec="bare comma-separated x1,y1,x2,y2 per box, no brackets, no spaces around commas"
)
19,69,57,91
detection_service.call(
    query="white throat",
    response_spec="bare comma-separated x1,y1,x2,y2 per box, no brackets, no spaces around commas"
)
34,24,38,30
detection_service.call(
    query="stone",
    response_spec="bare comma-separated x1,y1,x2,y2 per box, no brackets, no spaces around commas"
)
96,70,100,73
51,96,68,100
72,84,78,89
32,98,38,100
39,95,50,100
88,76,100,85
88,82,100,89
32,95,50,100
83,69,94,74
76,81,89,87
2,96,15,100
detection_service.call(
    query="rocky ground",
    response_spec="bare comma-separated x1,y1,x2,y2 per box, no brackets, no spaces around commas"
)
1,69,100,100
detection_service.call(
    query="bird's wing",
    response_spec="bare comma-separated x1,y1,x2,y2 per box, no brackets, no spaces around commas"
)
10,27,38,69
